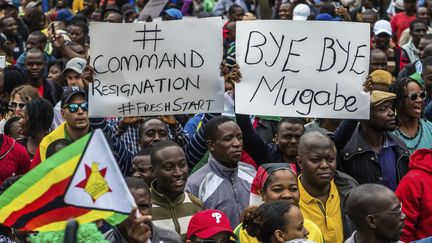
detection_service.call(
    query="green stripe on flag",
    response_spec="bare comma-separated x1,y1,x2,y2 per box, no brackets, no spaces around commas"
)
0,133,91,208
104,212,128,226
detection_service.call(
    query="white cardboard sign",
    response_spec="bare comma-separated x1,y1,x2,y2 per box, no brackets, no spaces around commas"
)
235,20,371,119
89,19,224,117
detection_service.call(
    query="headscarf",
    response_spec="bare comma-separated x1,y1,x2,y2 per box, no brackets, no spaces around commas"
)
249,163,297,206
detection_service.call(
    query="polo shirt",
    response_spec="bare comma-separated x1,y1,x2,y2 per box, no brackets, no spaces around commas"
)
298,177,343,243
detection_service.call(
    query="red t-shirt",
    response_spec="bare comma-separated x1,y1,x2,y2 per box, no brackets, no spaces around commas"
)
37,84,44,97
391,13,416,43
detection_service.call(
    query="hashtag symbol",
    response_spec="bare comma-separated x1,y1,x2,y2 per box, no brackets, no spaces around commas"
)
133,24,165,52
118,102,135,116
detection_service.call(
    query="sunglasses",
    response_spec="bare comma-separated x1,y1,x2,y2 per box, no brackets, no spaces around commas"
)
8,101,25,110
63,102,88,113
405,91,426,101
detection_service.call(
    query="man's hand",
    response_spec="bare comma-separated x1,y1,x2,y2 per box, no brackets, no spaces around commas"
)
119,117,145,130
50,33,66,49
81,65,95,87
160,115,177,126
363,75,374,93
224,64,242,91
127,208,152,243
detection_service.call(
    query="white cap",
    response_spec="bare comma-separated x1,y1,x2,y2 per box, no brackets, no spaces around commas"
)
394,0,404,10
293,4,310,21
373,20,392,36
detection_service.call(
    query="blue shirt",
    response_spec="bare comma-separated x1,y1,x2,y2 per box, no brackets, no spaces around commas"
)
377,136,398,191
393,119,432,153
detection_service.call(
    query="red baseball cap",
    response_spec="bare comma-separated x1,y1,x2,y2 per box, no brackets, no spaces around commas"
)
186,210,237,239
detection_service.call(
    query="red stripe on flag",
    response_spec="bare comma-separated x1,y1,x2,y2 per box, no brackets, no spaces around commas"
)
4,177,71,226
24,206,90,230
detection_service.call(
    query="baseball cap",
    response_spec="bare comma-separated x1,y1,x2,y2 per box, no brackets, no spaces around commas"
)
315,13,340,21
163,8,183,20
293,4,310,20
56,9,74,22
61,86,87,107
394,0,404,10
373,20,392,36
63,57,87,75
186,210,236,239
26,0,41,9
121,3,135,16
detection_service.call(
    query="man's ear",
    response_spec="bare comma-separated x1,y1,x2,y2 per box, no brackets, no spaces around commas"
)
61,108,65,119
366,215,377,229
274,134,279,144
207,140,215,152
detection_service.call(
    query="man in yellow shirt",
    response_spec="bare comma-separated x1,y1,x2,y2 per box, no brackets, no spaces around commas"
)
297,131,359,243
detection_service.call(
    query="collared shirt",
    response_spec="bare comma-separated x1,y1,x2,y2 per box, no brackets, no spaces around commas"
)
298,177,343,243
377,136,398,191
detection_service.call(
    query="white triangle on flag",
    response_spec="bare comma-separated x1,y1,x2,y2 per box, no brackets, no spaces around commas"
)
64,129,136,214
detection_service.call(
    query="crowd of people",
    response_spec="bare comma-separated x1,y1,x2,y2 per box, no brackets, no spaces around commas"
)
0,0,431,242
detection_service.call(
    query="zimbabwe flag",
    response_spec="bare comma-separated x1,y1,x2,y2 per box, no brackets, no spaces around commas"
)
0,129,135,231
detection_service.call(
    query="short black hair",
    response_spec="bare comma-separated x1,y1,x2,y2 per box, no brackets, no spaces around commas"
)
26,47,44,58
410,18,428,31
125,176,150,193
135,147,151,157
3,66,25,95
3,116,20,137
203,116,234,141
0,16,14,28
47,60,65,73
46,139,72,158
228,4,243,15
346,183,395,230
150,140,181,168
277,117,305,131
71,21,89,35
28,31,47,45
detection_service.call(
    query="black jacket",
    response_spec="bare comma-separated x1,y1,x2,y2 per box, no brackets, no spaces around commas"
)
42,79,63,106
334,171,359,240
340,126,410,186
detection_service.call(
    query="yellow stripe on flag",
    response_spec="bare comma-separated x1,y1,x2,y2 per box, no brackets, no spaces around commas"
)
0,155,80,222
34,210,115,231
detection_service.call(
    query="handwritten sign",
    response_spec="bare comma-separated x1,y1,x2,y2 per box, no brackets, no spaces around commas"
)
138,0,169,20
235,21,370,119
89,19,224,117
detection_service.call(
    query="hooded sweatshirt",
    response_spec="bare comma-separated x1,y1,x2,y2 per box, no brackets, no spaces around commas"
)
0,134,30,184
395,149,432,242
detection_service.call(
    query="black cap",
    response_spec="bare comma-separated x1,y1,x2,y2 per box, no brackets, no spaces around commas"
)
61,86,86,108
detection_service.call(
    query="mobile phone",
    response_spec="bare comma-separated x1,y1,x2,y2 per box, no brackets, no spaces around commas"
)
333,1,342,8
51,24,55,36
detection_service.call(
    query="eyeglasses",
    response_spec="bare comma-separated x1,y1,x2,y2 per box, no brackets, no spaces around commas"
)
63,102,88,113
373,203,403,217
405,91,426,101
8,101,25,110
